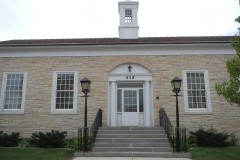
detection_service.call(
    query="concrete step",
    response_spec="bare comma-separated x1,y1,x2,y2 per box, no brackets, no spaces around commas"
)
99,127,165,131
75,127,183,158
97,134,167,138
92,147,172,152
75,152,192,158
98,130,166,134
94,143,171,147
95,138,169,143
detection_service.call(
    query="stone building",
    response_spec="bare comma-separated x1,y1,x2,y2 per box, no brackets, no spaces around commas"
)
0,1,240,138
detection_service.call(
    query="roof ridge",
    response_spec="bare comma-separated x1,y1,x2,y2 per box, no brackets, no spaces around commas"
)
0,36,237,47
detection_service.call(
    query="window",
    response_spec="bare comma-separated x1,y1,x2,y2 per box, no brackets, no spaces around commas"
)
117,83,144,113
0,72,27,114
139,89,143,112
183,70,212,112
117,89,122,112
51,72,78,114
124,90,137,112
125,9,132,23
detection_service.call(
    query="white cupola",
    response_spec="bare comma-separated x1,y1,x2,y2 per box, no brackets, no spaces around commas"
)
118,0,139,39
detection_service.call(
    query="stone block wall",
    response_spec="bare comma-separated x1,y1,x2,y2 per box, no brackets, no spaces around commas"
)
0,54,240,138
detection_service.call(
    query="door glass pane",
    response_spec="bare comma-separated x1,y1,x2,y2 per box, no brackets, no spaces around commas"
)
139,89,144,112
124,90,137,112
117,89,122,112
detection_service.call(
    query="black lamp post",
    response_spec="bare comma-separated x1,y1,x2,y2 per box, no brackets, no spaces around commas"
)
171,77,182,152
80,77,91,152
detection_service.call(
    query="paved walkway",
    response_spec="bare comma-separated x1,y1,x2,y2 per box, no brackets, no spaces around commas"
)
73,158,192,160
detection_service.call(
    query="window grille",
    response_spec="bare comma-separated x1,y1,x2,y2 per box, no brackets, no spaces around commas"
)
55,73,75,109
186,72,207,109
4,73,24,109
125,9,132,23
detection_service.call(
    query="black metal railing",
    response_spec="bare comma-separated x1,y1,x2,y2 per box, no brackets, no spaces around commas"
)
77,128,85,152
89,108,102,148
159,108,187,152
78,108,102,152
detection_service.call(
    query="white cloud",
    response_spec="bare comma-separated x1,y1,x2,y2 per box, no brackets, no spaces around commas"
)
0,0,239,41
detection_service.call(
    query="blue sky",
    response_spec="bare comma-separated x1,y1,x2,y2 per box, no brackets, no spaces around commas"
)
0,0,239,41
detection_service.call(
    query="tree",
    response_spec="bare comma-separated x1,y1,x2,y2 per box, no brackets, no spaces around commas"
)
215,17,240,106
236,16,240,35
235,16,240,24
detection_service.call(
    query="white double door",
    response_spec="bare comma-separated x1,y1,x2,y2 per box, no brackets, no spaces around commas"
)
118,87,143,126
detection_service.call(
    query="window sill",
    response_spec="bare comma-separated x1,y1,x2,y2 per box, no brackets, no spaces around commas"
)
0,110,24,114
50,110,77,115
184,111,213,115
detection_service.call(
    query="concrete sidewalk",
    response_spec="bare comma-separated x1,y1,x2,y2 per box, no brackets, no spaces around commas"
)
73,158,192,160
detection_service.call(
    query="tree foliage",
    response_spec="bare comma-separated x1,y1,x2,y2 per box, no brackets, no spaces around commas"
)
215,17,240,106
235,16,240,23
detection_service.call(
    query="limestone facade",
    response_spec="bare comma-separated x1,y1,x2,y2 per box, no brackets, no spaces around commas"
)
0,53,240,138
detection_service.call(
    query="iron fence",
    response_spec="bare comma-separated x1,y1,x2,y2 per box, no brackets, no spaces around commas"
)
78,108,102,152
159,108,188,152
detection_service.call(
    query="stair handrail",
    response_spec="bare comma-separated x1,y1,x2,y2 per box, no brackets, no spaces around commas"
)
159,108,187,152
78,108,102,152
90,108,102,148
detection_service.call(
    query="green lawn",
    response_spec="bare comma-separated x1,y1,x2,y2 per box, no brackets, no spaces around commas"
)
1,147,240,160
0,148,75,160
189,147,240,160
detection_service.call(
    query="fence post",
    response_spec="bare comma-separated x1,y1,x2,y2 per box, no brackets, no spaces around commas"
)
99,109,102,127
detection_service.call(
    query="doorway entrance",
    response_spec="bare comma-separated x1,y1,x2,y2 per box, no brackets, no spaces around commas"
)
108,63,153,127
117,83,143,126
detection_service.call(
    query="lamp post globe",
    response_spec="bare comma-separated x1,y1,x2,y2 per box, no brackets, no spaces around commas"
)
171,77,182,94
80,77,91,94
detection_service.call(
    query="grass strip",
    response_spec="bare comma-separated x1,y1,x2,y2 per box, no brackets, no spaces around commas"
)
0,147,74,160
190,147,240,160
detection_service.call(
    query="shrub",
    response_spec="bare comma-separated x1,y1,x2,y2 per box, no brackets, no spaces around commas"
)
189,126,238,147
0,131,21,147
170,136,196,152
81,136,93,151
64,138,78,150
228,132,239,146
30,130,67,148
18,138,31,147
